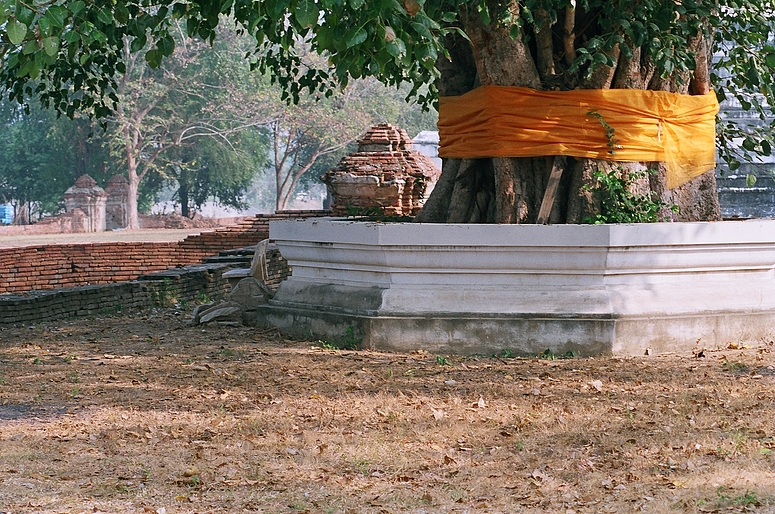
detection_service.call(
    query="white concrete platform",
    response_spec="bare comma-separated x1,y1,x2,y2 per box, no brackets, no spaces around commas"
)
253,218,775,356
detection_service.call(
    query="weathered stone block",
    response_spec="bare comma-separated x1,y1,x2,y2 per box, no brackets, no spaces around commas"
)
228,277,270,311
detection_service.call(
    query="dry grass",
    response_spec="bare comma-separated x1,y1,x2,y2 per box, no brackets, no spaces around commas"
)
0,308,773,513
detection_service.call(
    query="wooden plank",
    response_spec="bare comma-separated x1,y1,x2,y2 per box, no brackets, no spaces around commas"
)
536,156,565,225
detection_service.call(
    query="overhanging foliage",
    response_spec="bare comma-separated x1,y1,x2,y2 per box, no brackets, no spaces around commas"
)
0,0,773,166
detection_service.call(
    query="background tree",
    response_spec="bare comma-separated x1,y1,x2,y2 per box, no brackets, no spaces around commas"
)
267,83,373,211
160,129,268,217
108,27,275,228
0,100,112,223
5,0,767,224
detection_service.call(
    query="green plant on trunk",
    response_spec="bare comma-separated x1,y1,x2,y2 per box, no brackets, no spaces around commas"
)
587,110,620,155
584,168,678,224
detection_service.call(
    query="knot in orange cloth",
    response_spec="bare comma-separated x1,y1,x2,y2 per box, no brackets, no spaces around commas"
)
437,86,719,189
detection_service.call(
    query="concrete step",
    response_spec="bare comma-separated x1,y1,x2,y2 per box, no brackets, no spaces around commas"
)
201,254,252,265
219,246,257,257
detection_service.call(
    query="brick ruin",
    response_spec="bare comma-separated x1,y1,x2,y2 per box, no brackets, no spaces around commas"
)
105,174,130,230
323,124,441,217
0,210,325,295
33,173,130,233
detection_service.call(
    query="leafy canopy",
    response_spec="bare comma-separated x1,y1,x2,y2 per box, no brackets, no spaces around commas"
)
0,0,773,136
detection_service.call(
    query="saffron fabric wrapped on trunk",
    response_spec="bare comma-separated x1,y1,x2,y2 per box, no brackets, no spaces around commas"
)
438,86,719,189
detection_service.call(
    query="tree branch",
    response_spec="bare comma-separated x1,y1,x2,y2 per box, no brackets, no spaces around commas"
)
563,2,577,67
535,9,556,81
689,33,710,95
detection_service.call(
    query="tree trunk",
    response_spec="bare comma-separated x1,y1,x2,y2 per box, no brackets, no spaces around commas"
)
418,6,722,224
12,201,30,225
127,174,139,230
179,181,191,218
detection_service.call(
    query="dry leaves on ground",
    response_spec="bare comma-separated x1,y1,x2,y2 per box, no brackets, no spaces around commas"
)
0,308,774,513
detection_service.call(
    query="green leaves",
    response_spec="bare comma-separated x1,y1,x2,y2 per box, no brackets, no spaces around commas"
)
67,1,85,15
346,27,368,48
42,37,60,57
385,38,406,57
131,34,148,53
156,36,175,57
96,7,113,24
44,6,68,28
294,0,319,28
410,21,432,39
7,20,27,45
145,49,162,68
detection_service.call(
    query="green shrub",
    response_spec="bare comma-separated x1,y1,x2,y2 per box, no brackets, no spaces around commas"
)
584,168,678,224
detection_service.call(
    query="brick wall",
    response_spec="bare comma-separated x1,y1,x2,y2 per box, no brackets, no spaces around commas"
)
178,210,328,256
0,242,204,293
0,211,328,294
265,248,291,289
0,263,234,325
0,211,328,325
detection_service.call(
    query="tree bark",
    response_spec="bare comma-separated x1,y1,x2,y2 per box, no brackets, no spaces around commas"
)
415,30,479,223
419,6,722,224
535,10,556,81
127,172,139,230
12,201,30,225
414,158,461,223
180,182,191,218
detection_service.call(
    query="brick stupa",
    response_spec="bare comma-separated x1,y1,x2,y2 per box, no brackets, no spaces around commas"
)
323,124,441,217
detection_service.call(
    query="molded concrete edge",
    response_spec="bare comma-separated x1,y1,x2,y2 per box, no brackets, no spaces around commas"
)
252,303,775,356
252,304,616,356
259,218,775,356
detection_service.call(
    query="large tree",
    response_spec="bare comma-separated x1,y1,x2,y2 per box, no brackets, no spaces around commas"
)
0,100,113,223
108,28,276,228
1,0,773,223
160,129,267,217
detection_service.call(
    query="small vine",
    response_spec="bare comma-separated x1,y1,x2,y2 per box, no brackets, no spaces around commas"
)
587,109,620,155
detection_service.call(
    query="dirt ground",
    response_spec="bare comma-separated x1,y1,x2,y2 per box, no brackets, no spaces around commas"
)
0,229,206,249
0,213,238,248
0,307,773,513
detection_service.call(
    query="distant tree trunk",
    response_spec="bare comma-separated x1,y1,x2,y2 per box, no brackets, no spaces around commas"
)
12,201,30,225
127,173,140,230
417,3,721,224
180,182,191,218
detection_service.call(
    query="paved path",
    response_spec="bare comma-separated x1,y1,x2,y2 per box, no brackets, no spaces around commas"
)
0,229,212,248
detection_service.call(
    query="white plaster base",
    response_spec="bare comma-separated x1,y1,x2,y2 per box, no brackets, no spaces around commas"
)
254,218,775,356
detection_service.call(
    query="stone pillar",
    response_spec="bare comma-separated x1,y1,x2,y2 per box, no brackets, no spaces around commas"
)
64,175,107,232
105,174,130,230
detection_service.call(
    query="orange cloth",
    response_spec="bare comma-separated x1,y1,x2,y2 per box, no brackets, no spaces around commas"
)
437,86,719,189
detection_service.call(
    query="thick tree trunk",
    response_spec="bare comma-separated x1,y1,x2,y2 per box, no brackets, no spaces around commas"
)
414,32,478,223
417,6,722,224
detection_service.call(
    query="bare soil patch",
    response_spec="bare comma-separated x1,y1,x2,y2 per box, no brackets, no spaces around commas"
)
0,308,773,513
